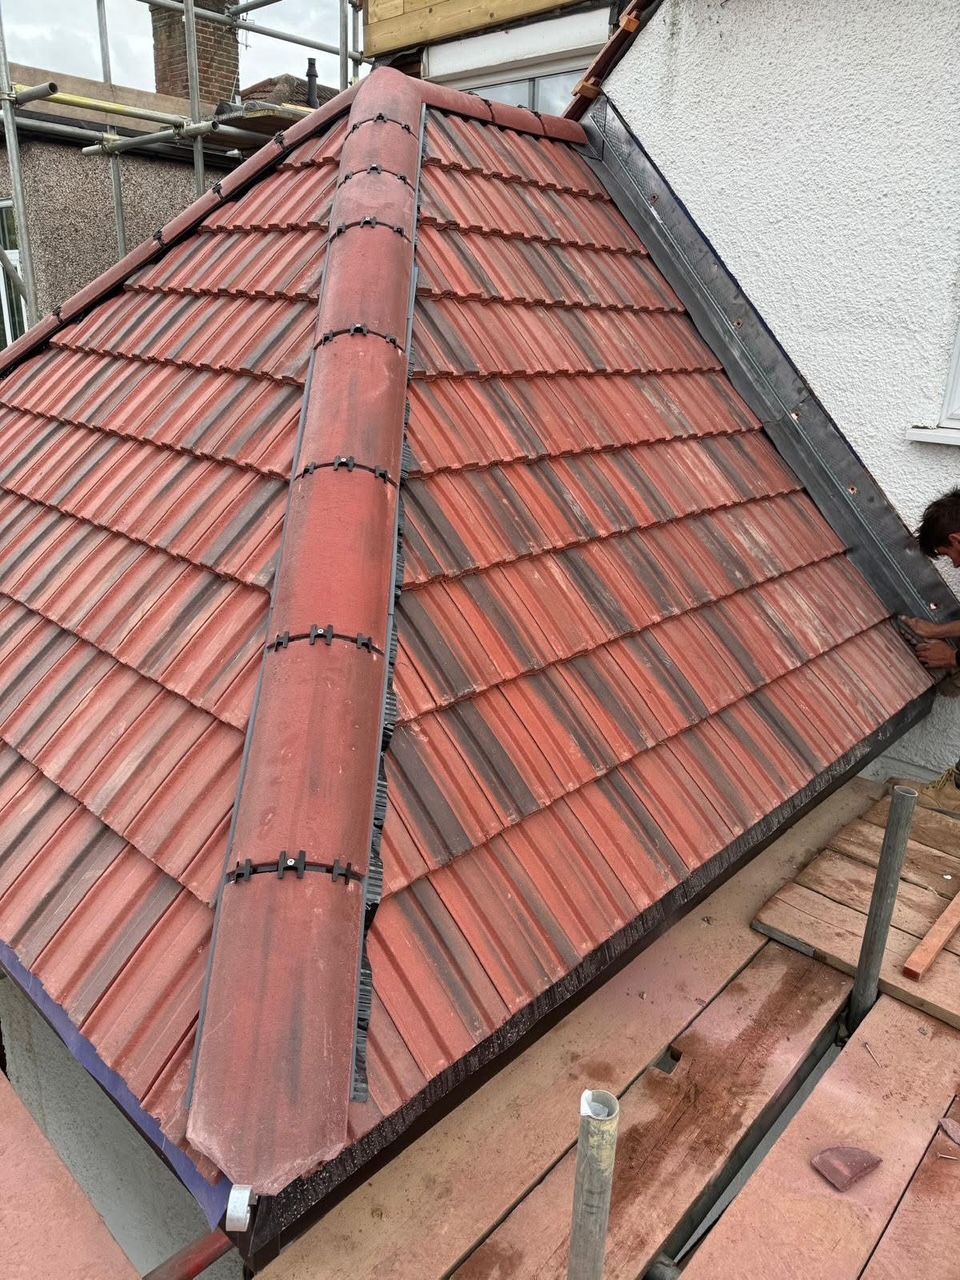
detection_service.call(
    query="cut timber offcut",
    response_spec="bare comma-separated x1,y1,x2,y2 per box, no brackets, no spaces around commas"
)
902,891,960,980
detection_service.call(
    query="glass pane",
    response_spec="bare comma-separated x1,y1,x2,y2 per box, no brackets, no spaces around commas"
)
0,204,18,251
534,69,584,116
478,79,533,109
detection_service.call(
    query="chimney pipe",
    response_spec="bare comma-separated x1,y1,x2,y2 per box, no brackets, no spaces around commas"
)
306,57,318,108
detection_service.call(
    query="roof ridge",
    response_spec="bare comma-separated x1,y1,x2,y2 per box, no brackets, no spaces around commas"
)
186,68,423,1194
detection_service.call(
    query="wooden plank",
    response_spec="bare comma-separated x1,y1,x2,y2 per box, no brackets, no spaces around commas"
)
681,997,960,1280
364,0,582,56
860,1098,960,1280
796,850,960,957
262,782,877,1280
367,0,404,21
902,891,960,980
828,819,960,902
452,945,850,1280
754,881,960,1027
864,796,960,860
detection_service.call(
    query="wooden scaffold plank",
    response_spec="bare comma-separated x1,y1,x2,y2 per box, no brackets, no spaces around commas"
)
680,997,960,1280
453,944,849,1280
754,881,960,1028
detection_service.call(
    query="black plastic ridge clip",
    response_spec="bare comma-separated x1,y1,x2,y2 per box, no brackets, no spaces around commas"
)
299,457,395,484
225,854,365,886
277,849,307,879
328,218,409,242
349,112,413,136
338,166,410,188
318,326,400,349
265,626,383,656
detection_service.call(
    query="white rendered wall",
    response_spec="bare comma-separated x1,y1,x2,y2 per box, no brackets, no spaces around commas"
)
0,975,242,1278
606,0,960,777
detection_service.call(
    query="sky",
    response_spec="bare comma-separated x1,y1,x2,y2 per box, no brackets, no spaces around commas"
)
3,0,348,95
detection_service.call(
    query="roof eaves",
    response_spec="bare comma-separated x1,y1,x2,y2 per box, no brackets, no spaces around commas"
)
579,95,957,624
250,687,932,1245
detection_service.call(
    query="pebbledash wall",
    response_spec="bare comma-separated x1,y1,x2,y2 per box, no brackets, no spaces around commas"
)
605,0,960,778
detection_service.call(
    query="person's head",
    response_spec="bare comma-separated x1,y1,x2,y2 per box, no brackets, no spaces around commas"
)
917,487,960,566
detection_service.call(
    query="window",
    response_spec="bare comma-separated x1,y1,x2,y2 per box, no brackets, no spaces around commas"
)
906,317,960,446
0,202,26,350
421,9,608,117
939,326,960,429
477,69,585,114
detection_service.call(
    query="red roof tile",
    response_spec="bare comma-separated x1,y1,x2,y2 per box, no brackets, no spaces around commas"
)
0,68,934,1209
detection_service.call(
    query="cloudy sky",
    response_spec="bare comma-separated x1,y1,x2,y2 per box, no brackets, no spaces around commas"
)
4,0,346,94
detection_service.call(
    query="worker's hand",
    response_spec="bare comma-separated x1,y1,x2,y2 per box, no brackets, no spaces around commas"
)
901,616,950,639
916,639,959,669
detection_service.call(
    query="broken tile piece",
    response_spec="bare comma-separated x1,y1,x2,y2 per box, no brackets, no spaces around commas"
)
811,1145,882,1190
939,1117,960,1146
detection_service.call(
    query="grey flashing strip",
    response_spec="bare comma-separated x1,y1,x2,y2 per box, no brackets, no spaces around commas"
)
248,687,932,1254
581,96,957,622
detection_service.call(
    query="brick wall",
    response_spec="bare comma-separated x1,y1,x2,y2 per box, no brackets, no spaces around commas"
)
151,1,239,102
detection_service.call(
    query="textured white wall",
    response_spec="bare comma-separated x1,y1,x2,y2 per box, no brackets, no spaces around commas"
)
607,0,960,776
0,976,242,1278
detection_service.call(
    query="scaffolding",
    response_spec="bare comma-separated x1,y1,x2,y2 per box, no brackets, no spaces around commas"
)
0,0,368,325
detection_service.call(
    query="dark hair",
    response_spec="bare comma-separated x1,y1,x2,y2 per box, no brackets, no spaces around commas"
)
917,487,960,557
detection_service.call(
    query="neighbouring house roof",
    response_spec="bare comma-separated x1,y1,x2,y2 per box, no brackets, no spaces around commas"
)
240,73,337,107
0,67,942,1228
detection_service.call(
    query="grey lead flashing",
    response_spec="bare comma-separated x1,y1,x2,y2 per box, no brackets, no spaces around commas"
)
581,96,957,622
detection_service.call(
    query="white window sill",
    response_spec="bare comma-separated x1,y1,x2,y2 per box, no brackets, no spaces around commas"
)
906,424,960,446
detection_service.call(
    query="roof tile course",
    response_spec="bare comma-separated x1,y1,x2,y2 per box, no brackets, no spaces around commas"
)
0,69,933,1211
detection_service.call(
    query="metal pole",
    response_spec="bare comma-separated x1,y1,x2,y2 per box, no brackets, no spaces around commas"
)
351,0,361,77
848,784,917,1031
227,0,281,12
131,0,368,64
81,120,221,155
339,0,349,90
96,0,113,86
567,1089,619,1280
108,133,126,258
13,82,56,105
0,3,38,324
183,0,205,196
